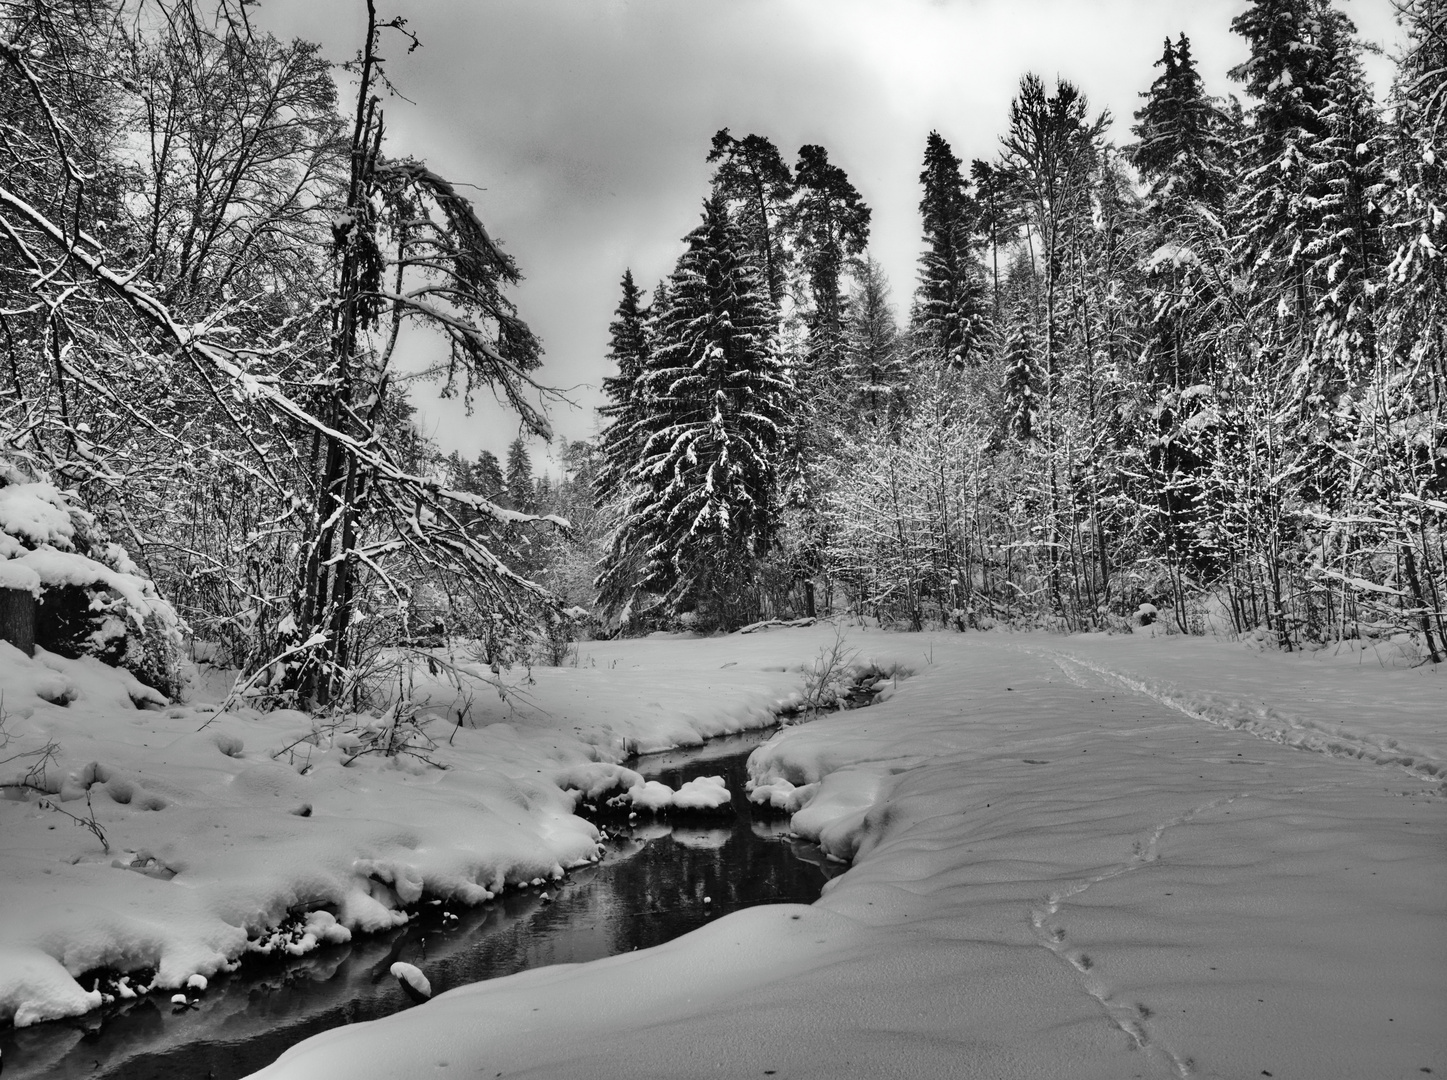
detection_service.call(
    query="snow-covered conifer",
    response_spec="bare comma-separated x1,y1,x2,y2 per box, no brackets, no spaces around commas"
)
597,195,792,628
506,438,537,515
1001,323,1039,444
843,259,908,429
912,131,988,369
1131,35,1231,223
1229,0,1333,332
596,270,653,504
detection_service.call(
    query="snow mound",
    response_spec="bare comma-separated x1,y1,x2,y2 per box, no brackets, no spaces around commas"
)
609,774,731,813
0,946,102,1027
670,775,730,810
746,776,818,813
389,961,430,1000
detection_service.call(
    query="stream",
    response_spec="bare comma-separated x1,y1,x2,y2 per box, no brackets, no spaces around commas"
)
1,729,839,1080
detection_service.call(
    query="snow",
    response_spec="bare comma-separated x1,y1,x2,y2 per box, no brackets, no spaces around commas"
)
2,623,1443,1075
616,773,730,812
0,548,174,635
0,628,817,1027
746,775,817,812
240,627,1445,1080
619,778,678,811
668,773,730,810
0,484,76,550
1145,241,1200,270
388,961,430,1000
0,948,100,1029
0,476,180,650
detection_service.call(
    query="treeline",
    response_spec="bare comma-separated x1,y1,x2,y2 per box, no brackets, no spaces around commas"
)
590,0,1446,659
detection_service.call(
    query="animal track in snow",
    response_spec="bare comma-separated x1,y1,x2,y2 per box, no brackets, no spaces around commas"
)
1040,649,1445,782
1027,795,1249,1078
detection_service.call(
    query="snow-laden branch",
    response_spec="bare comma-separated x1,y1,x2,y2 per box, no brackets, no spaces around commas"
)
0,181,551,539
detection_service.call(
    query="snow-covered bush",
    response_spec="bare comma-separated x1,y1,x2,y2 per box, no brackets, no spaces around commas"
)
0,461,182,698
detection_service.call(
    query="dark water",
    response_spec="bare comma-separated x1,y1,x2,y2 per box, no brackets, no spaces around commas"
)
1,731,838,1080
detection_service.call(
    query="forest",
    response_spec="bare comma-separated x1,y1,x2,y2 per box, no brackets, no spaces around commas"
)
2,0,1444,719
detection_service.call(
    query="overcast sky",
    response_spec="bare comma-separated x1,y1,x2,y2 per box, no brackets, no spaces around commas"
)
255,0,1403,476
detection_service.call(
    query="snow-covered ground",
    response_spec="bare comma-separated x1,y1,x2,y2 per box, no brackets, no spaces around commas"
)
3,624,1443,1078
0,630,830,1028
242,627,1445,1080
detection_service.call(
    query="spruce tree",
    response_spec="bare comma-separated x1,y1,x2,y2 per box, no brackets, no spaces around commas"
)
506,436,535,513
1307,9,1386,372
1376,0,1447,659
1131,34,1232,388
474,450,505,503
1229,0,1333,332
596,269,652,503
444,449,506,528
1001,322,1039,444
598,195,791,627
1131,35,1230,223
844,258,908,429
913,131,987,369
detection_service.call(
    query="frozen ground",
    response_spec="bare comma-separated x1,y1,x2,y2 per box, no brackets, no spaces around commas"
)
1,624,1443,1078
244,627,1445,1080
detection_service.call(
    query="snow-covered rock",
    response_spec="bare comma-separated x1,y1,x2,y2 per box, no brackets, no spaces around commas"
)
389,961,430,1003
0,458,181,697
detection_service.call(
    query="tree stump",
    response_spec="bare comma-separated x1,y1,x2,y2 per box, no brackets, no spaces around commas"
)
0,587,36,657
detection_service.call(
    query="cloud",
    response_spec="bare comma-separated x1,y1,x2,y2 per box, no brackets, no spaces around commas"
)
254,0,1404,466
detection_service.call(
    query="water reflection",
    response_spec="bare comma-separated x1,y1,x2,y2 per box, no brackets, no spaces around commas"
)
2,733,835,1080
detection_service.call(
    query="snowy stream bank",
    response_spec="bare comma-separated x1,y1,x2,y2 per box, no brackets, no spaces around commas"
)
1,629,849,1034
1,733,837,1080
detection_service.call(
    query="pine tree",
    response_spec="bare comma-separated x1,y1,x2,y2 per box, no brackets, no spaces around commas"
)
999,74,1108,414
999,75,1110,618
707,130,795,313
913,131,987,369
597,195,792,627
790,144,872,380
970,159,1022,322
